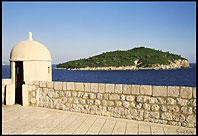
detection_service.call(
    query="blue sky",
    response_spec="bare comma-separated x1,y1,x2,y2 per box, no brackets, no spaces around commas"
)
2,2,196,64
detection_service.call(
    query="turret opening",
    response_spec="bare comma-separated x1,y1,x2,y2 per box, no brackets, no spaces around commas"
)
15,61,24,105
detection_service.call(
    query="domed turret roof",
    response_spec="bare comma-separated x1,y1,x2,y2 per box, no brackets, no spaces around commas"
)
10,32,51,61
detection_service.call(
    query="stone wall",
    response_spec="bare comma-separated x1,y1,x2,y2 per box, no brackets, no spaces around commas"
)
25,81,196,128
2,79,12,104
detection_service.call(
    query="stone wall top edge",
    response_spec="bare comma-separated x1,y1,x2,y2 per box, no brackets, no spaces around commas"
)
28,80,196,89
2,79,12,85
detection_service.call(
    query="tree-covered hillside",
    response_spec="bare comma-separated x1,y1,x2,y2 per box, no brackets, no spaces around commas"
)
56,47,187,69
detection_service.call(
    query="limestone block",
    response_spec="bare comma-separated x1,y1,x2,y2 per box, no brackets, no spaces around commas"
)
187,99,196,107
176,98,188,106
172,113,185,122
96,110,102,116
192,87,196,98
75,82,84,91
32,85,36,90
65,91,71,97
65,103,72,108
56,104,62,110
54,82,62,90
137,110,144,120
123,101,130,108
125,107,130,113
180,87,192,99
161,112,172,120
84,83,91,92
91,83,98,93
167,106,180,112
54,91,59,98
28,85,33,91
82,93,88,99
25,81,33,85
160,105,167,112
186,115,196,128
40,81,46,88
62,105,66,111
152,86,167,97
114,107,119,113
155,97,166,104
120,95,125,101
109,94,120,100
181,107,193,114
98,83,105,93
131,85,140,95
88,93,96,99
107,101,114,106
130,109,138,118
144,111,150,119
167,121,181,126
103,94,108,100
140,85,152,95
136,103,142,109
115,84,122,94
151,104,160,111
49,91,54,98
168,86,179,97
62,97,67,104
73,97,79,104
166,98,176,105
107,106,114,112
79,99,86,104
90,105,97,111
2,79,11,85
158,120,167,124
102,100,107,106
31,91,36,97
67,82,75,90
136,96,148,103
36,88,41,101
47,89,54,98
43,88,49,95
72,91,77,97
34,81,40,86
46,81,53,88
106,84,114,93
131,102,136,108
95,99,101,105
143,103,150,110
62,82,67,90
67,97,73,103
77,92,83,98
122,84,131,94
150,112,160,119
97,93,103,99
59,91,64,97
115,101,122,107
125,95,135,101
148,97,156,104
34,85,39,90
31,98,37,104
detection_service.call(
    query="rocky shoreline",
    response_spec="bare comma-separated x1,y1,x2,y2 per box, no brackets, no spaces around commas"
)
55,59,190,71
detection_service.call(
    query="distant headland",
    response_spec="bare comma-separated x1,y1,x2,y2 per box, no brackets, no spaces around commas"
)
56,47,190,70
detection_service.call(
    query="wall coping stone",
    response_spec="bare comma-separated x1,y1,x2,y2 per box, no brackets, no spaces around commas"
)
2,79,12,85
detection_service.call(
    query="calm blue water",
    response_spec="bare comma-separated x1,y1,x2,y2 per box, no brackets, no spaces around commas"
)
2,63,196,87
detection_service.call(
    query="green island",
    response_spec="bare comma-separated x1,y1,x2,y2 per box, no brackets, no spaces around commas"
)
56,47,189,70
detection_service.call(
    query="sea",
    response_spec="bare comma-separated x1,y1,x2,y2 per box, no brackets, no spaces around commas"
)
2,63,196,87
